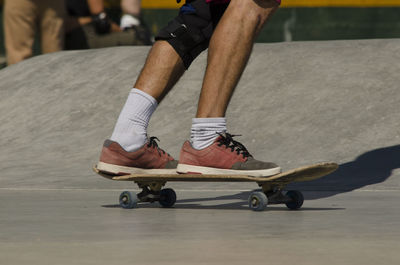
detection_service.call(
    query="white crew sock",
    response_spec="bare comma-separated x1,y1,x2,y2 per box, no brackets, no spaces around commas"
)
110,88,157,152
120,14,141,30
190,118,227,150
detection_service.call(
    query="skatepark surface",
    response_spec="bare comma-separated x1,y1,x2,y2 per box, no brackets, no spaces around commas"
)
1,39,399,264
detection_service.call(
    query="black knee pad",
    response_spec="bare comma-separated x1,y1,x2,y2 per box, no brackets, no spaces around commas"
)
156,0,228,69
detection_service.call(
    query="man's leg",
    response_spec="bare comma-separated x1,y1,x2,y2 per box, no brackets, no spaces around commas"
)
4,0,36,65
39,0,66,54
120,0,152,44
179,0,281,177
121,0,141,18
97,40,185,174
109,40,184,152
120,0,141,30
197,0,279,118
134,41,186,102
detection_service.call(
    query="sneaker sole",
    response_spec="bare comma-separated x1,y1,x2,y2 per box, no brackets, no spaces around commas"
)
97,162,177,175
176,164,281,177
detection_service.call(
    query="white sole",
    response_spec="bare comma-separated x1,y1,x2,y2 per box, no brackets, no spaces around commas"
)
176,164,281,177
97,162,177,175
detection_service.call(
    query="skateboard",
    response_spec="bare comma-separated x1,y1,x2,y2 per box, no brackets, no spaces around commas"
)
93,162,338,211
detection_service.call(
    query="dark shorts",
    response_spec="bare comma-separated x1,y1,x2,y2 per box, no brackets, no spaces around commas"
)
155,0,229,68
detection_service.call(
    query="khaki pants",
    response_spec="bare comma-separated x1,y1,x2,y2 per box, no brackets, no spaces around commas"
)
4,0,66,65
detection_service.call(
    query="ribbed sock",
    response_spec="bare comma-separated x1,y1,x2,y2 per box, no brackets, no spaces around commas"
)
110,88,157,152
190,117,227,150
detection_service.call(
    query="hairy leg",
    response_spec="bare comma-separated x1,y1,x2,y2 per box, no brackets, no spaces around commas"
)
121,0,141,17
134,40,186,102
108,40,184,152
196,0,279,118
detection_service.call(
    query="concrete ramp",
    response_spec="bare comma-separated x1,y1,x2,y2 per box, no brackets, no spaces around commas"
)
1,39,399,192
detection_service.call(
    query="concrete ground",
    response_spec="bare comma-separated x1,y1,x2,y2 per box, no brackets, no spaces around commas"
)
1,39,400,264
1,189,399,265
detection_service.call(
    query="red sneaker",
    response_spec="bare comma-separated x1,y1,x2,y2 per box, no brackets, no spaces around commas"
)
177,133,281,177
97,137,177,175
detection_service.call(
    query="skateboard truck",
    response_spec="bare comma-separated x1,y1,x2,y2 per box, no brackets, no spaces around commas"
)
248,187,304,211
119,181,177,209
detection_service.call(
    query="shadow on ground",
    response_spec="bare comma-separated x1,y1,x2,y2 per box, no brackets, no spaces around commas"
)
291,144,400,199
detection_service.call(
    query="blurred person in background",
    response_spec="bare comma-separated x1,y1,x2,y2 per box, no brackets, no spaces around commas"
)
3,0,66,65
119,0,152,44
66,0,121,35
120,0,144,30
65,0,151,50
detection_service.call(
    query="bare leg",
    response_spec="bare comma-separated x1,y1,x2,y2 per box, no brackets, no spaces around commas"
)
102,40,184,155
87,0,105,14
121,0,141,17
196,0,279,118
4,0,36,64
134,40,186,102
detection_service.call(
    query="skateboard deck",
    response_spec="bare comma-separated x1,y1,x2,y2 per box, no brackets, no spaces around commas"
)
93,162,338,211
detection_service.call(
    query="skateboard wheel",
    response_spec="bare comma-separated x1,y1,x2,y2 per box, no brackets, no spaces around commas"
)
285,190,304,210
119,191,138,209
159,188,177,208
248,191,268,211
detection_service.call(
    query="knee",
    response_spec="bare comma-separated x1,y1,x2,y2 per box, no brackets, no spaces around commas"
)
228,0,279,29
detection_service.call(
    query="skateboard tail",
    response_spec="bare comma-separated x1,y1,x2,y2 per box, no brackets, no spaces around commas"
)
290,163,338,183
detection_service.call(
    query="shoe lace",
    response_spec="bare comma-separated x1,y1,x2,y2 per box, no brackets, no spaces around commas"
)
147,136,171,158
216,133,252,159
